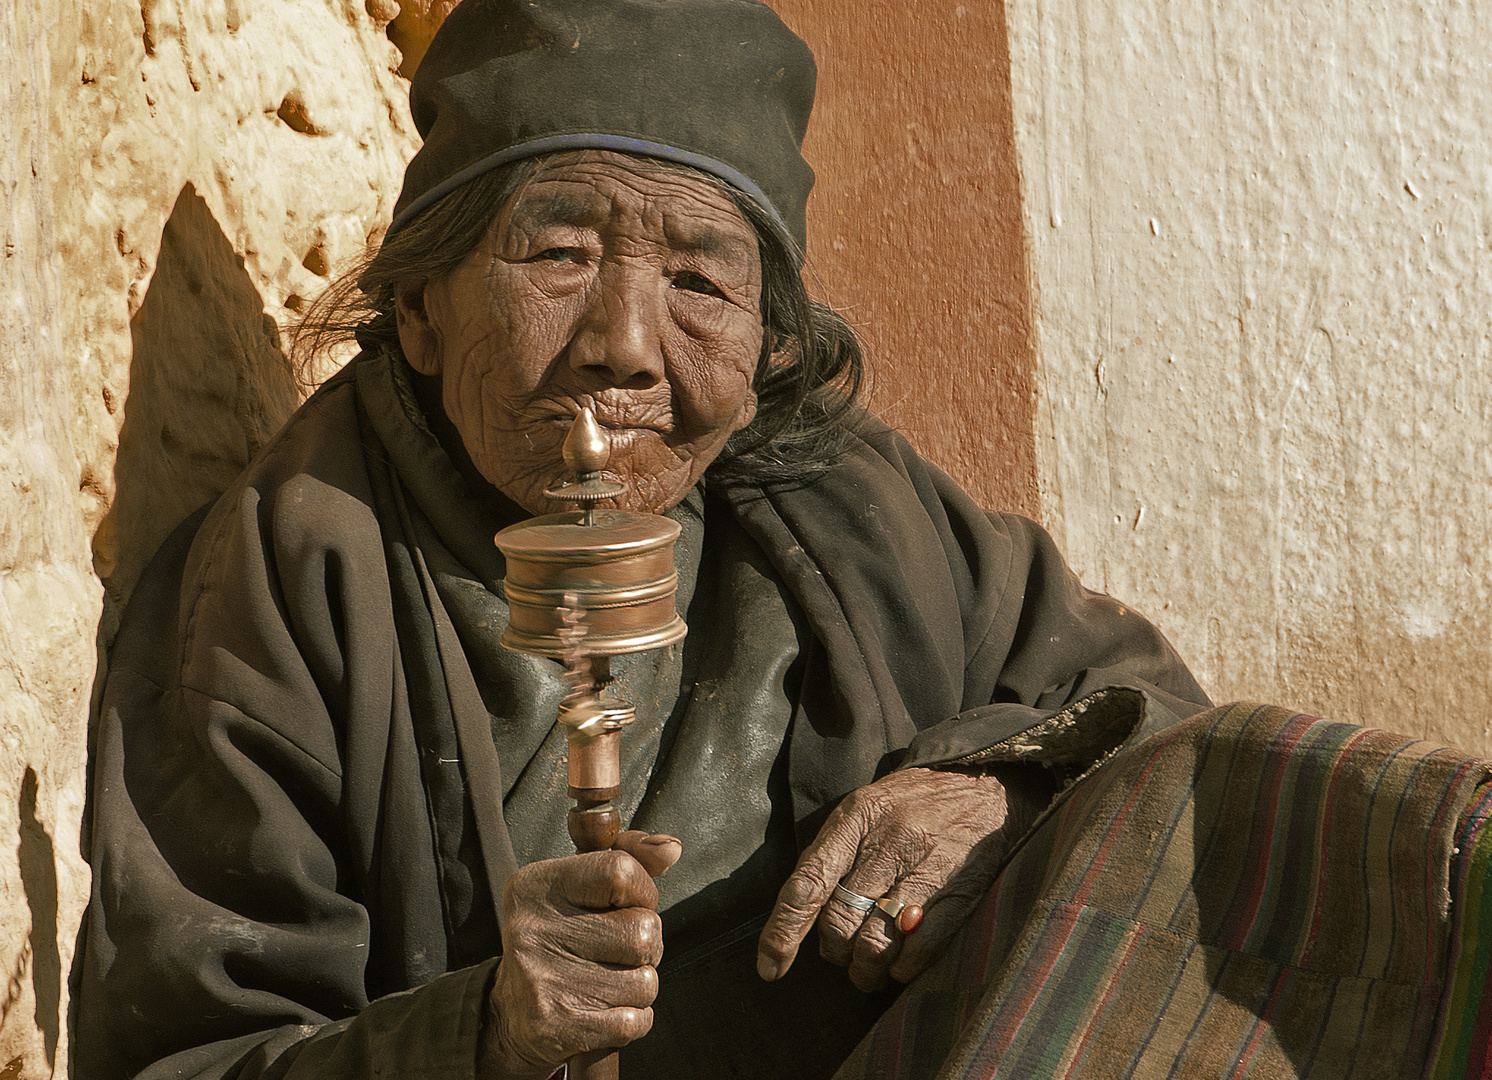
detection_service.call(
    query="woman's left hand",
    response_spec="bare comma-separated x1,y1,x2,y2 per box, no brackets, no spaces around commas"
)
755,766,1045,992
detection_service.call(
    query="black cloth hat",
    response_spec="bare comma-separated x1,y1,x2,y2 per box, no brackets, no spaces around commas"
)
389,0,818,256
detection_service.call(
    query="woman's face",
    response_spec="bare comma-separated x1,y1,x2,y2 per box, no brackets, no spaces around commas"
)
396,151,769,515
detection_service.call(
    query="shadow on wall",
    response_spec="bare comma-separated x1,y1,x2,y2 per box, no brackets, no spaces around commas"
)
386,0,463,79
16,770,58,1074
0,769,60,1078
92,183,300,617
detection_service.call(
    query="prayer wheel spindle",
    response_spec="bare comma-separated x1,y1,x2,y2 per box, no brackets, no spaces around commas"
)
494,407,687,1080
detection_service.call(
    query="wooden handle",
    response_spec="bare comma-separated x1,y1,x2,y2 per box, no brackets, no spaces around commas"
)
566,703,624,1079
567,728,621,854
567,1047,619,1080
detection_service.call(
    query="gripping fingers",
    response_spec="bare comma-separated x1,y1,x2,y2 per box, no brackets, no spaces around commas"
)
566,850,661,912
572,962,660,1012
568,907,664,969
565,1004,655,1056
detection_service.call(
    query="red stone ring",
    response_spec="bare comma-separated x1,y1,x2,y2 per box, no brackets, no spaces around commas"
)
873,896,925,934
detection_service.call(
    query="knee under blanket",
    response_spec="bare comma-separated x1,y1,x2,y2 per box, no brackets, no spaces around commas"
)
840,702,1491,1080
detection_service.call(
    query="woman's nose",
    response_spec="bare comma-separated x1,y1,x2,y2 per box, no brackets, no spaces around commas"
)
568,266,666,390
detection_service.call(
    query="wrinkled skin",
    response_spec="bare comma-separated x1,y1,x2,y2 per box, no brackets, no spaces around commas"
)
396,150,771,515
478,831,682,1078
757,767,1049,992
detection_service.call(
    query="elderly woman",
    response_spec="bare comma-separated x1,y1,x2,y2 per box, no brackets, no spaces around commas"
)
74,1,1492,1078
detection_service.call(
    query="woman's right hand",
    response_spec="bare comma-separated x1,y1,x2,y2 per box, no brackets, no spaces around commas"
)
477,832,682,1079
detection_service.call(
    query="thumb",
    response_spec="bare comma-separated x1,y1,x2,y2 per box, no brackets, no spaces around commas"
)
613,831,683,878
561,849,661,912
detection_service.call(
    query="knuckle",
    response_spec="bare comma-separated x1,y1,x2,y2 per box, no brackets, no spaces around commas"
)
625,1006,655,1041
781,867,829,909
852,928,891,965
600,849,634,884
630,911,664,962
636,908,662,944
636,964,659,1005
599,851,654,905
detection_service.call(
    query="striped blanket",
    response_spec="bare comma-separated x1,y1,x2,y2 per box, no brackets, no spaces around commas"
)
837,703,1492,1080
1427,781,1492,1078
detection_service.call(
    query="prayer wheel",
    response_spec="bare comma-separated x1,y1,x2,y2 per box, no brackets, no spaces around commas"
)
497,510,686,657
496,405,686,657
494,408,687,1080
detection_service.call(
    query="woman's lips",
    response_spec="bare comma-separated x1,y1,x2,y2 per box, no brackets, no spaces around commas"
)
530,399,675,437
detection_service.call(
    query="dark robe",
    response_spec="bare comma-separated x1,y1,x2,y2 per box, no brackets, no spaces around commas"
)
74,349,1209,1079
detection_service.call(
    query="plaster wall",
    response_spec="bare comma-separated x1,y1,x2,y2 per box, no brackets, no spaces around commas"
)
1007,0,1492,746
0,0,417,1071
0,3,97,1072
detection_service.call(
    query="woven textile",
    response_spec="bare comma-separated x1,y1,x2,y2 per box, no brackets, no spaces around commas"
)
1426,781,1492,1079
837,703,1490,1080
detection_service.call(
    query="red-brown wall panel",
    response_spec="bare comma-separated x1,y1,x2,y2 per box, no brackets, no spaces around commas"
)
767,0,1037,516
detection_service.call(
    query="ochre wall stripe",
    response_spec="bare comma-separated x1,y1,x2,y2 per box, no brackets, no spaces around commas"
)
764,1,1038,518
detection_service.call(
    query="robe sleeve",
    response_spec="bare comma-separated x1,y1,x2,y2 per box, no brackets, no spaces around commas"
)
75,450,493,1080
724,422,1212,816
896,510,1210,782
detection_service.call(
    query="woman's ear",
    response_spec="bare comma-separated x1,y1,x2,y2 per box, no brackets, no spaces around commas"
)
767,331,795,367
765,331,799,383
395,279,442,375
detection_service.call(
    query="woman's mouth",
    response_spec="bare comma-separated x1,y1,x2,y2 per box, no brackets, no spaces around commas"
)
531,398,675,438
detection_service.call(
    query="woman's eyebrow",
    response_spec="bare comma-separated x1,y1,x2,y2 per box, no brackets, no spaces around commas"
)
509,188,753,259
509,191,603,229
670,223,754,260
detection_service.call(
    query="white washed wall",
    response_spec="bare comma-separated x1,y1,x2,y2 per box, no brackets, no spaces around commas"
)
1010,0,1492,747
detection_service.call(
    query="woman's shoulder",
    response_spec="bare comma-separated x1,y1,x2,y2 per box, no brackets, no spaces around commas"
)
151,355,393,642
803,410,1048,544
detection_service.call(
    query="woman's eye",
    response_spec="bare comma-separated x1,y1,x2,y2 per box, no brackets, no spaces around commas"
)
532,247,585,264
672,270,725,298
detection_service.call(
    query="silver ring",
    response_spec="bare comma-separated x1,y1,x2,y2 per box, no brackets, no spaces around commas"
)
831,882,876,913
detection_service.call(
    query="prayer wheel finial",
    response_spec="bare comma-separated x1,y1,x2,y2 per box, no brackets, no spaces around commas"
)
563,407,610,476
543,407,625,525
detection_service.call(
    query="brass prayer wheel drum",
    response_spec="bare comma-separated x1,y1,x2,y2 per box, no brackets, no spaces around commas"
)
495,509,687,657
